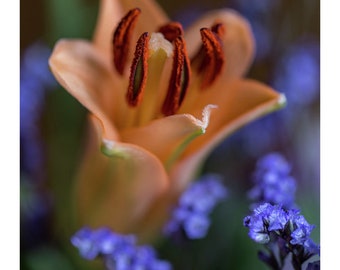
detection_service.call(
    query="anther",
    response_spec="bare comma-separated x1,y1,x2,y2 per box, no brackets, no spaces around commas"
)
211,22,225,38
157,22,184,43
126,32,150,107
113,8,141,75
162,36,191,116
191,25,225,89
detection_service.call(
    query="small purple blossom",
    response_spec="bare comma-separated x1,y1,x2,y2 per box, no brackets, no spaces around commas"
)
248,152,296,209
71,227,100,260
255,152,292,176
71,227,171,270
243,203,319,269
163,174,228,240
243,203,287,243
183,213,210,240
288,213,320,256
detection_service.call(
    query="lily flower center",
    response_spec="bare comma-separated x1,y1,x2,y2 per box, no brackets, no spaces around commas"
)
112,8,225,124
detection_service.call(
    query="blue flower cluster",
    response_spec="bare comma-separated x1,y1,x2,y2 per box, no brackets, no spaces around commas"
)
243,203,319,269
20,41,56,178
71,227,172,270
20,41,56,248
163,174,228,240
248,152,296,209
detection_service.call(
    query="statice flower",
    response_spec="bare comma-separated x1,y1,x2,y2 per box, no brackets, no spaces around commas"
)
243,203,319,270
71,227,172,270
248,152,297,209
163,174,228,240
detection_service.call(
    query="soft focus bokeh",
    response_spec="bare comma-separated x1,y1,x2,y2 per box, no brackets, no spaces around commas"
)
20,0,320,269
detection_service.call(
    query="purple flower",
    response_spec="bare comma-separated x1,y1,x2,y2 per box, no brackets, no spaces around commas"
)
248,152,296,209
289,213,318,254
243,214,269,244
163,174,228,240
243,203,319,269
71,227,100,260
183,213,211,240
71,227,171,270
255,152,291,176
265,205,289,231
179,175,227,214
243,203,287,243
20,41,56,178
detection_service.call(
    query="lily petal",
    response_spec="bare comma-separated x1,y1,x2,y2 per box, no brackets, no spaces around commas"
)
178,79,286,187
185,9,255,79
93,0,124,55
120,105,217,170
93,0,169,56
49,39,127,139
74,116,169,233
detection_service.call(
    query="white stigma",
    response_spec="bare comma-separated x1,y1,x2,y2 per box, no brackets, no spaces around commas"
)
148,32,173,57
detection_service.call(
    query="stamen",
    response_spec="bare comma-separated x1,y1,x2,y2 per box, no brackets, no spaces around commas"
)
113,8,141,75
211,22,225,38
157,22,184,43
191,25,225,89
126,32,150,107
162,36,191,116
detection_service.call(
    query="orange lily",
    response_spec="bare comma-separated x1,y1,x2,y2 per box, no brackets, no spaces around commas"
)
49,0,285,242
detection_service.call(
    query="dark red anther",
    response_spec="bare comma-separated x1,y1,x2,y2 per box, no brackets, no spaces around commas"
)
113,8,141,75
126,32,150,107
198,28,225,89
157,22,184,42
191,23,225,89
162,36,191,116
211,22,225,38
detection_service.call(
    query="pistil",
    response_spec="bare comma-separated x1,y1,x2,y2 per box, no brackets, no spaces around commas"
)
135,33,174,125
